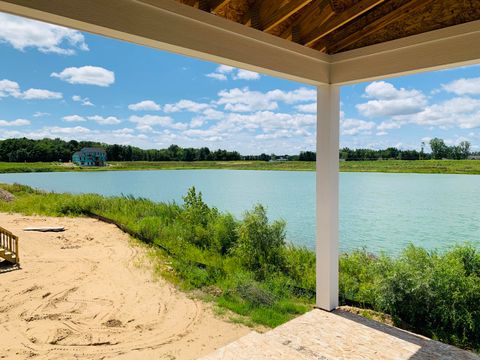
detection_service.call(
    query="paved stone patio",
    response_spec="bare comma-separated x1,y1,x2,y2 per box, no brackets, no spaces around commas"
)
200,309,479,359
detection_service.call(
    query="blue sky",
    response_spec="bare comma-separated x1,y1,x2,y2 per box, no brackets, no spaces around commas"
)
1,12,480,154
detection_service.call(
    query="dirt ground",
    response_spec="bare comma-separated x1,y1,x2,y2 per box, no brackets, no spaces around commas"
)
0,213,249,360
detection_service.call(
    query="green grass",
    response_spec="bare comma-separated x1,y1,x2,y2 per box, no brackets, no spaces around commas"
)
2,159,480,174
0,161,316,173
340,159,480,174
1,182,479,352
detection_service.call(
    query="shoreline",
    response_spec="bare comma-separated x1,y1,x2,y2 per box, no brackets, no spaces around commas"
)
2,159,480,175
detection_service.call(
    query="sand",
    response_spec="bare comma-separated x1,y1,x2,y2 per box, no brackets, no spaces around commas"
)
0,213,250,360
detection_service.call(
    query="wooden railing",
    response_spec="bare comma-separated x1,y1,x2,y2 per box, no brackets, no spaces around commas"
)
0,226,19,264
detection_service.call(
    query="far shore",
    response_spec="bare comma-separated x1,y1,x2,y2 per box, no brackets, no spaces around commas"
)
2,159,480,175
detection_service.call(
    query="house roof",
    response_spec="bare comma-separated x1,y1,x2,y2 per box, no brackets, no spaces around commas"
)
80,148,106,153
174,0,480,54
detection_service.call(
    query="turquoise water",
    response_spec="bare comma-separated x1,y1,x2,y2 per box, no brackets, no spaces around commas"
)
0,170,479,254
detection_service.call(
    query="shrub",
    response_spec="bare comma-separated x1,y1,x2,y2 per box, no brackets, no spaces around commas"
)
339,250,387,307
180,186,219,249
284,245,316,292
209,213,238,254
377,245,480,350
235,204,286,280
340,245,480,351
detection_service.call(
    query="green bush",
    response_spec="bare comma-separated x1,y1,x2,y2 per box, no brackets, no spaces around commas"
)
284,245,316,292
340,245,480,351
209,213,238,254
378,245,480,350
235,205,286,280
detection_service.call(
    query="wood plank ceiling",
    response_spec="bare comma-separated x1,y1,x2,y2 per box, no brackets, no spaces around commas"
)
175,0,480,54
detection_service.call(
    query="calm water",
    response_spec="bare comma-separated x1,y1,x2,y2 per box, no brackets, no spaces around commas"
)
0,170,479,254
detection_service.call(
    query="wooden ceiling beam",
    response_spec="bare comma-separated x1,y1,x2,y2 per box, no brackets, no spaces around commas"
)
326,0,433,53
301,0,385,47
278,0,334,42
209,0,230,13
261,0,314,32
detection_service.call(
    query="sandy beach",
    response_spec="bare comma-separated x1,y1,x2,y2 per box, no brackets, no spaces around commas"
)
0,213,249,359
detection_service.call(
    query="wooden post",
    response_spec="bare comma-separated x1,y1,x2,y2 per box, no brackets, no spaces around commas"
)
14,235,19,264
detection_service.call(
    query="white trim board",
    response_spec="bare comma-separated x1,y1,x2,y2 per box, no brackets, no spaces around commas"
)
0,0,479,85
0,0,330,85
330,20,480,84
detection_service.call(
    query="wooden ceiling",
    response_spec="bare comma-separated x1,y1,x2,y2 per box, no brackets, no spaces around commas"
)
174,0,480,54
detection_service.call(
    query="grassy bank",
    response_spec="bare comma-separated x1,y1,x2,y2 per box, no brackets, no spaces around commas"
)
2,159,480,174
0,183,479,352
0,161,315,173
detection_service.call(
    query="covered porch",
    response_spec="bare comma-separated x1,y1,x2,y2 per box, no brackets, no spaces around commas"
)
1,0,479,358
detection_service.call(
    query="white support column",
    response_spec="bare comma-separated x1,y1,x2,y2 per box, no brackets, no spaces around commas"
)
316,84,340,311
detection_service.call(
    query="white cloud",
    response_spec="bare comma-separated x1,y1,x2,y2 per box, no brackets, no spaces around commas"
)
63,115,86,122
0,118,30,126
404,97,480,129
363,81,420,100
51,66,115,87
72,95,94,106
341,118,375,136
22,88,62,100
87,115,121,125
217,87,316,112
442,77,480,95
217,88,277,112
163,100,211,113
206,65,234,80
113,128,135,135
295,102,317,113
377,121,402,131
0,13,88,55
233,69,260,80
210,111,316,135
267,88,316,104
183,128,224,142
128,100,161,111
206,73,228,81
206,65,260,81
217,65,235,74
0,79,62,100
190,118,205,128
357,81,426,117
129,115,187,130
0,79,21,97
48,126,92,135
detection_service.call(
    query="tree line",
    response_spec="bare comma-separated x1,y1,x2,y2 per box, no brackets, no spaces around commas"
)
0,138,241,162
338,138,472,161
0,137,475,163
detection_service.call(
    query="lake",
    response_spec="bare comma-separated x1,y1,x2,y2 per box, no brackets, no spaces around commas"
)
0,170,479,254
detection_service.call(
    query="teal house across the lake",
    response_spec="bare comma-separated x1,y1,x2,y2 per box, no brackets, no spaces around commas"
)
72,148,107,167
